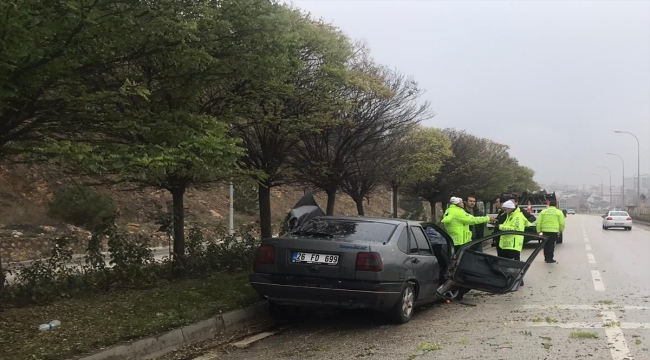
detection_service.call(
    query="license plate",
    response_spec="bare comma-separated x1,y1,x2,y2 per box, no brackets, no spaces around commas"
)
615,223,623,225
291,252,339,265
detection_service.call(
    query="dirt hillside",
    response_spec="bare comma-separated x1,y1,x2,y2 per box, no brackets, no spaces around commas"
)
0,164,416,262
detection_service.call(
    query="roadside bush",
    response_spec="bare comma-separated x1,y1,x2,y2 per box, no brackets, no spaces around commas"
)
211,222,261,272
0,222,261,308
399,194,426,220
3,235,81,305
48,185,116,231
233,182,259,215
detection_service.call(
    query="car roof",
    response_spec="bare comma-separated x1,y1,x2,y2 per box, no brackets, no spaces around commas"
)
313,216,417,226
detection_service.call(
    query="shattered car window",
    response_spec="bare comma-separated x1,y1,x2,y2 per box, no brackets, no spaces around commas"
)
293,218,397,243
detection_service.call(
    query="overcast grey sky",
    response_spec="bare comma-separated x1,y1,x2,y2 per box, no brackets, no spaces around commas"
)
291,0,650,188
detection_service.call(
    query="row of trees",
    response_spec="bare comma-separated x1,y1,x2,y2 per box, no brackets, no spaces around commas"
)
0,0,536,277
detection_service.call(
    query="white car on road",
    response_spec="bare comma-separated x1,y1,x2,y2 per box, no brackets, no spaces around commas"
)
602,210,633,230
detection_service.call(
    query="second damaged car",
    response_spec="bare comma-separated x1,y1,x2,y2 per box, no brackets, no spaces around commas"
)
250,193,547,323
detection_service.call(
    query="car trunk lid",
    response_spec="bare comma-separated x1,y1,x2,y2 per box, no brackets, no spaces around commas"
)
608,212,630,222
270,236,374,280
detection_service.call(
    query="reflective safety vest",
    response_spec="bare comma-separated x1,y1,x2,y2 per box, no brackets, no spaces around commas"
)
536,206,566,233
441,204,490,246
498,208,531,252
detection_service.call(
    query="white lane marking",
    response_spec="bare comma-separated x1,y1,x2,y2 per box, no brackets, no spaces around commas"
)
586,244,592,251
587,253,596,264
524,322,650,329
591,270,606,291
524,304,650,310
585,237,590,243
602,311,635,360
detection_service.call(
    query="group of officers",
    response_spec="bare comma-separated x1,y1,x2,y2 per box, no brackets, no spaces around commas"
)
434,194,566,301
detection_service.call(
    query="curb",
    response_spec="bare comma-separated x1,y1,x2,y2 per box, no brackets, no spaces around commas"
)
74,302,269,360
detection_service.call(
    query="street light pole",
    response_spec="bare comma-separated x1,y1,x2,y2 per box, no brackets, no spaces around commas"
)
591,173,603,198
607,153,625,208
614,131,640,205
597,166,612,207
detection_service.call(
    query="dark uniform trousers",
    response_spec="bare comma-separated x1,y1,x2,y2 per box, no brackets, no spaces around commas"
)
542,232,558,262
499,249,521,261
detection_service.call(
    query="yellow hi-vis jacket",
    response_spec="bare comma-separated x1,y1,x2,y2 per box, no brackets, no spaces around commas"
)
498,208,531,252
441,204,490,246
536,206,566,233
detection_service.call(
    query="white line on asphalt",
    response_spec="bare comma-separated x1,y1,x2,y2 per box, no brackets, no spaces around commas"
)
591,270,606,291
523,321,650,330
602,311,635,360
231,328,286,349
586,244,592,251
587,253,596,264
585,237,590,243
524,304,650,310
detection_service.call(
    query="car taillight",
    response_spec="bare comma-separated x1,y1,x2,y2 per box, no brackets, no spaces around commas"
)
607,217,613,220
355,252,383,272
626,217,632,220
254,244,275,264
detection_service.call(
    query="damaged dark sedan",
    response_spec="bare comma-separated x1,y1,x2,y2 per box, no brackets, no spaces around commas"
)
250,192,547,323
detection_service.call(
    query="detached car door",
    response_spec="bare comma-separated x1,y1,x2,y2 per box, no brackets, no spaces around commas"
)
436,231,547,296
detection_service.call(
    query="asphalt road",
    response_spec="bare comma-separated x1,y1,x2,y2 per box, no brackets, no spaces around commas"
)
160,215,650,360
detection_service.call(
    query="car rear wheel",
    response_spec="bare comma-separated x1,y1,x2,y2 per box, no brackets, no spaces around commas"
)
390,283,415,324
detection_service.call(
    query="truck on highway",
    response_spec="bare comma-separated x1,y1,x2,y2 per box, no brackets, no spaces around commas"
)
487,191,563,244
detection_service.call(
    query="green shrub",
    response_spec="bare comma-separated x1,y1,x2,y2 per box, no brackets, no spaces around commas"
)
48,185,116,231
399,194,426,220
234,183,259,215
0,222,261,308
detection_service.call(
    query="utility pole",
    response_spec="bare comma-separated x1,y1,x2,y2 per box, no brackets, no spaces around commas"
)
597,166,613,208
615,131,640,205
607,153,625,208
229,181,234,235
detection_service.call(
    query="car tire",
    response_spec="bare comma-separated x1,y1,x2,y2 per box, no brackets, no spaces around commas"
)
390,283,415,324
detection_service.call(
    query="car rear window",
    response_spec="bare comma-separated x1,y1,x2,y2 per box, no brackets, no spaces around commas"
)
295,218,397,243
610,211,629,216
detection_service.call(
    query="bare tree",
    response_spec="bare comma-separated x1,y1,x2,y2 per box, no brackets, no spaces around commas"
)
292,58,432,215
339,140,387,216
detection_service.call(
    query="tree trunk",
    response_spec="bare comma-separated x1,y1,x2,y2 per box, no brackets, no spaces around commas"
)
354,196,365,216
170,186,186,277
430,201,436,223
391,184,399,218
0,249,4,291
258,182,272,239
326,189,336,215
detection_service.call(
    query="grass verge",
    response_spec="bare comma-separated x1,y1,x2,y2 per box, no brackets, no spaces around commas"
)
0,272,259,360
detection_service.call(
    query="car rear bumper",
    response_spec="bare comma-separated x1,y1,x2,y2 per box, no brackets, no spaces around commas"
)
604,220,633,228
249,273,403,311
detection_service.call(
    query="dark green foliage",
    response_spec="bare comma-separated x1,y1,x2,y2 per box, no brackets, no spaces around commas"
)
400,194,426,220
48,186,116,231
1,222,261,307
234,183,259,215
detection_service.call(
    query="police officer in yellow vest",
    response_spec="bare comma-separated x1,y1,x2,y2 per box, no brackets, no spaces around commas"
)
441,197,494,251
536,199,565,264
441,196,495,301
495,200,531,261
